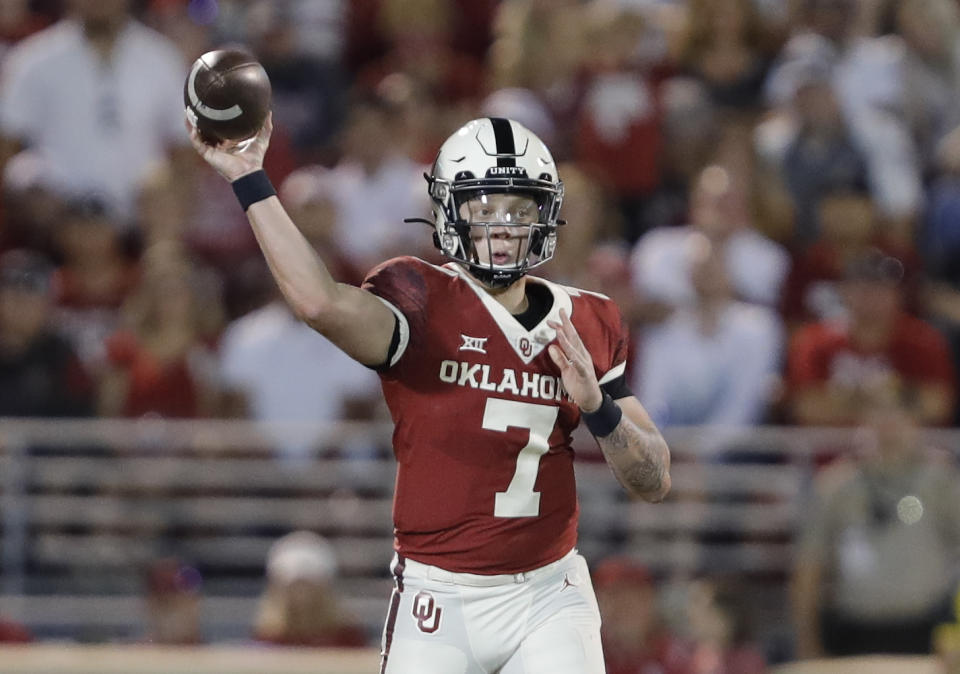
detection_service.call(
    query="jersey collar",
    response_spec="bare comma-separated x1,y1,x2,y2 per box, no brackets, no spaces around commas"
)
445,263,572,365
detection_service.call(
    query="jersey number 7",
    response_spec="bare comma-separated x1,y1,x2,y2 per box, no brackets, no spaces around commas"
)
483,398,559,518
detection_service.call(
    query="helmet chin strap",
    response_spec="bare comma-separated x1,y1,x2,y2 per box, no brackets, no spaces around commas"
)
465,263,526,289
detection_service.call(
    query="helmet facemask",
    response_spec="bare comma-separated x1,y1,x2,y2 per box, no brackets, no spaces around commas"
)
429,178,562,288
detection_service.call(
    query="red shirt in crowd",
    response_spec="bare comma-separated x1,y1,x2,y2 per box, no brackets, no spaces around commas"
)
106,331,201,418
787,313,956,423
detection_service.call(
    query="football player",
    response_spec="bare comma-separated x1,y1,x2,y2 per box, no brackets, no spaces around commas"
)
188,113,671,674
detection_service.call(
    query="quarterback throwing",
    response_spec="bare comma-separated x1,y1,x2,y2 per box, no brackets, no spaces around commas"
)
188,112,671,674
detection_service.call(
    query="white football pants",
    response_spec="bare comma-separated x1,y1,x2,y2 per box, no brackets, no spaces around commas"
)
379,548,605,674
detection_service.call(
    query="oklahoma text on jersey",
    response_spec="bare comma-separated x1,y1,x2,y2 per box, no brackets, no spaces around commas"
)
438,360,574,403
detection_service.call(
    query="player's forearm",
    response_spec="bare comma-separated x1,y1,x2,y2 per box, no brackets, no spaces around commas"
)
596,415,671,502
246,196,342,320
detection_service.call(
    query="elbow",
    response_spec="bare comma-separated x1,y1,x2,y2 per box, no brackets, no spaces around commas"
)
291,300,327,326
619,453,671,502
637,470,671,503
288,289,338,328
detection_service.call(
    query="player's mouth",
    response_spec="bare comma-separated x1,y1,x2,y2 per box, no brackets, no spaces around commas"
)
491,250,515,265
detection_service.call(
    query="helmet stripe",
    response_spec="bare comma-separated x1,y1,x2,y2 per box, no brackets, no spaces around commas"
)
489,117,516,168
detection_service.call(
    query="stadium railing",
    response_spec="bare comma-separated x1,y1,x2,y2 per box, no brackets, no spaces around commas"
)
0,418,957,646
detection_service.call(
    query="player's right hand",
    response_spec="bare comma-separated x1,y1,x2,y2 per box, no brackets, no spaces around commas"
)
185,111,272,182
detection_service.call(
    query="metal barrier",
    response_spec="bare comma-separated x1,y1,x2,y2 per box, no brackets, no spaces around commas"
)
0,418,957,644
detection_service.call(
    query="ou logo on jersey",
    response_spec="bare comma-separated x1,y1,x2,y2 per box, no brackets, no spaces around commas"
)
518,337,532,358
411,591,443,634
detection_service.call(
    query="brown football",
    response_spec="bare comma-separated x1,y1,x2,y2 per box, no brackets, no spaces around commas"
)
184,48,271,145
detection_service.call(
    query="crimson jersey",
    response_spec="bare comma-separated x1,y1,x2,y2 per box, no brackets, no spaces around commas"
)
362,257,629,574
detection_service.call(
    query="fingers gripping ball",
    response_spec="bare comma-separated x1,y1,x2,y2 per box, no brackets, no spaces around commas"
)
184,48,271,145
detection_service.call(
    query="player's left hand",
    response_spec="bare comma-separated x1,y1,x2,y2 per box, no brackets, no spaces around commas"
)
547,308,604,413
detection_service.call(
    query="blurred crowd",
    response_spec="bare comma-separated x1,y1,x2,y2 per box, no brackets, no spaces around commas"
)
2,0,960,435
2,0,960,668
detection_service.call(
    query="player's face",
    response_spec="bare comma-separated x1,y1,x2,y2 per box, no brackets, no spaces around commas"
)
459,193,539,267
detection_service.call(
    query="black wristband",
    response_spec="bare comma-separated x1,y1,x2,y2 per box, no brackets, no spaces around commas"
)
582,392,623,438
231,169,276,211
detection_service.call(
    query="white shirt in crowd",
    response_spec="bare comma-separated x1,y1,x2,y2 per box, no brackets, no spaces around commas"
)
0,19,187,219
635,301,784,428
329,156,431,270
630,224,790,309
219,301,381,460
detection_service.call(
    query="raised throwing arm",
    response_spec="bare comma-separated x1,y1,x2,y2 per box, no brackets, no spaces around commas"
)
187,114,396,367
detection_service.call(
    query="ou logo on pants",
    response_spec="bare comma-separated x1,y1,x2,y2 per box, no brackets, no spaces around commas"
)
412,591,443,634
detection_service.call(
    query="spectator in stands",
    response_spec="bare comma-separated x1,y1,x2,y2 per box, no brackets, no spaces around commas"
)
355,0,488,111
592,556,690,674
780,185,922,329
896,0,960,178
674,0,774,112
51,196,139,373
766,0,924,244
640,77,719,241
0,149,63,252
217,268,383,463
143,557,203,645
0,249,93,417
684,577,768,674
276,165,364,285
253,530,368,647
98,243,221,418
635,233,783,429
487,0,587,160
135,163,187,252
757,54,869,247
630,164,790,312
787,248,956,426
921,124,960,424
0,0,190,222
325,91,432,273
792,386,960,658
574,4,663,242
244,0,346,163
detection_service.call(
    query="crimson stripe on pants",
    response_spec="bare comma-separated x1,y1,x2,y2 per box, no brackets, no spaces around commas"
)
379,556,406,674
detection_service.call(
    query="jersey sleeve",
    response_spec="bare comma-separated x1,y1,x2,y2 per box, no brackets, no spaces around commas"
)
596,299,632,400
360,256,429,375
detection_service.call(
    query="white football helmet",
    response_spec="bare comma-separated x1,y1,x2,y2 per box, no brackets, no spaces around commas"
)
424,118,563,287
